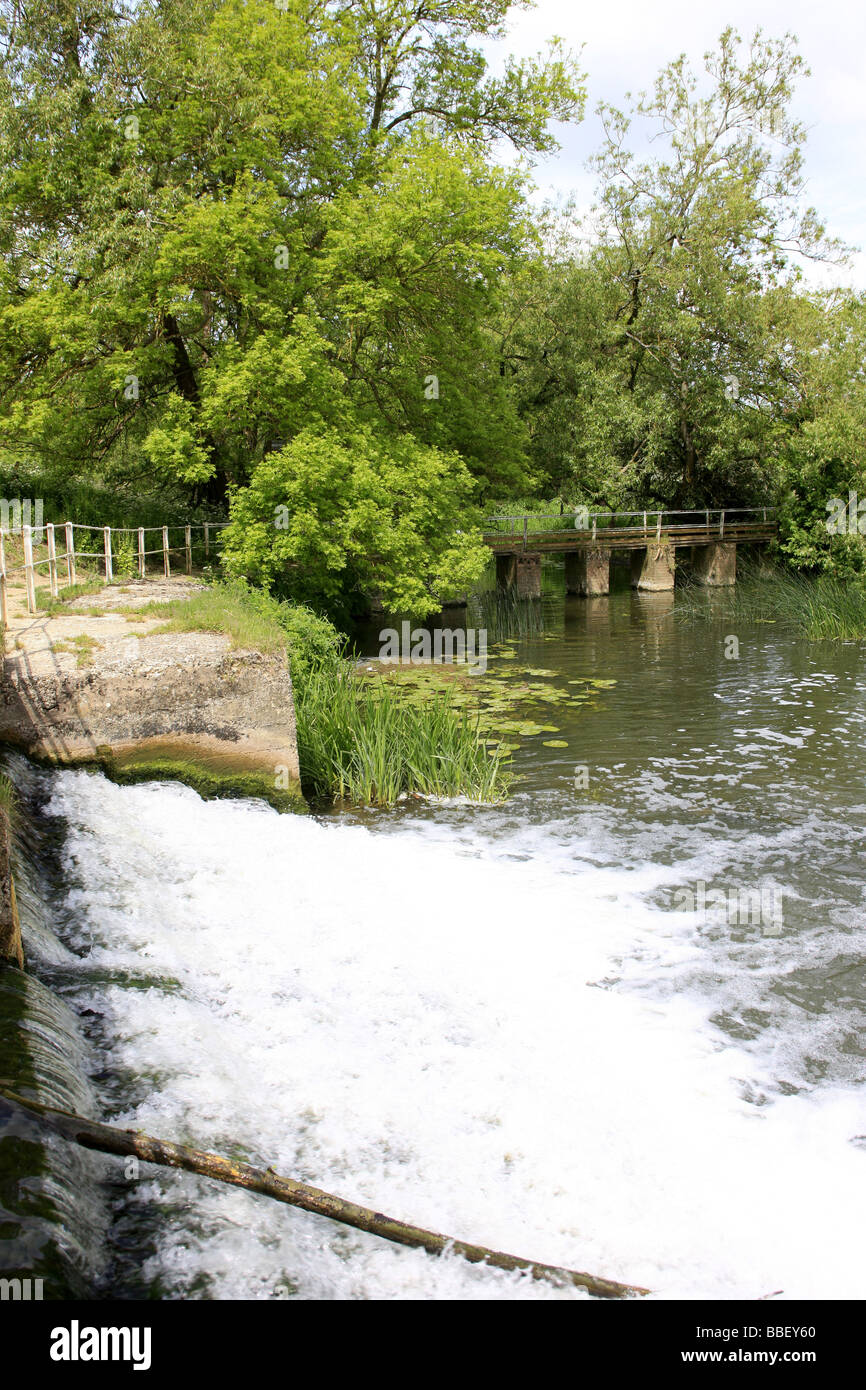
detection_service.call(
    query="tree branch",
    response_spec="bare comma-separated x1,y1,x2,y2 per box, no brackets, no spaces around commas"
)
0,1086,649,1300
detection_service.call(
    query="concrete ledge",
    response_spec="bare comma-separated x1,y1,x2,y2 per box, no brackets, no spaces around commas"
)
2,633,298,771
1,582,303,813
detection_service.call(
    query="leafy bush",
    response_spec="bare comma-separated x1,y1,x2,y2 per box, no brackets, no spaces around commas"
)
221,424,490,619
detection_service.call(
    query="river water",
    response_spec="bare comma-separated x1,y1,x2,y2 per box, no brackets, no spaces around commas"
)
4,566,866,1299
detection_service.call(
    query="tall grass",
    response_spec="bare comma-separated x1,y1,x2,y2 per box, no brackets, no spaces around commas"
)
296,661,512,805
138,580,512,804
679,561,866,640
141,582,294,654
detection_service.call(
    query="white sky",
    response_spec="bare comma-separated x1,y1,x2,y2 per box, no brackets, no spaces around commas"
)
483,0,866,287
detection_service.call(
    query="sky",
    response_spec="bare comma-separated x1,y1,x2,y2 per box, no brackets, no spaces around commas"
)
483,0,866,288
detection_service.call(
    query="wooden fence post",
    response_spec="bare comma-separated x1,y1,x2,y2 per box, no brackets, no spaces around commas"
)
163,526,170,578
46,523,58,598
138,528,145,579
103,526,113,583
720,509,725,539
23,524,36,614
204,522,210,557
185,524,192,574
0,531,7,629
65,522,75,586
656,512,662,541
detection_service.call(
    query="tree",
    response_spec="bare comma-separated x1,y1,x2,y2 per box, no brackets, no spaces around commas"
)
504,29,846,510
221,424,491,616
775,291,866,574
0,0,583,502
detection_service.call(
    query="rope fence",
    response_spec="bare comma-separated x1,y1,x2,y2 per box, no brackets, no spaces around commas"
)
0,521,231,622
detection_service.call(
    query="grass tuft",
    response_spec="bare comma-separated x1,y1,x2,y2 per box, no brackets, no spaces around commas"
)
0,774,17,825
296,660,512,805
678,560,866,641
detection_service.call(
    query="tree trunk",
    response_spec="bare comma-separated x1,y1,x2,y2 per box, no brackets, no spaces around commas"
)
0,1087,649,1300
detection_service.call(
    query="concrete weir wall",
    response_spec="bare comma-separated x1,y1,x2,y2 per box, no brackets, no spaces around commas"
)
0,579,303,830
0,634,300,784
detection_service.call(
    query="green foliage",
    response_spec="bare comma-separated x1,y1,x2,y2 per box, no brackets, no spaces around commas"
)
773,293,866,575
0,0,579,500
295,660,512,804
221,425,492,618
501,29,851,521
0,460,215,530
5,5,866,592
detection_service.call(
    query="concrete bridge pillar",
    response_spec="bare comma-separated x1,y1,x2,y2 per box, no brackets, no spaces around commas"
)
693,541,736,586
565,548,610,596
516,553,542,597
631,543,675,591
496,553,542,597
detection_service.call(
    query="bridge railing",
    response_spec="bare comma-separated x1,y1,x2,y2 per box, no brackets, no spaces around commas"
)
0,520,231,622
483,507,776,544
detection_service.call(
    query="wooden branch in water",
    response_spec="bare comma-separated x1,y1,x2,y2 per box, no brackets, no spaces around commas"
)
0,1086,649,1300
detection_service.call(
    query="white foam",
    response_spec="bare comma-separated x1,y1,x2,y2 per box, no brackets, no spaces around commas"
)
47,771,866,1300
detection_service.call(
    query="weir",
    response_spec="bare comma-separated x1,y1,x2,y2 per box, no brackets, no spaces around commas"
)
0,578,303,815
0,757,108,1296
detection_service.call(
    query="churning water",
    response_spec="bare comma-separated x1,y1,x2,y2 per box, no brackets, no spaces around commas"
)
4,578,866,1299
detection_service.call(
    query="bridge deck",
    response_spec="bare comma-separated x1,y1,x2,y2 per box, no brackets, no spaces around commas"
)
483,509,777,554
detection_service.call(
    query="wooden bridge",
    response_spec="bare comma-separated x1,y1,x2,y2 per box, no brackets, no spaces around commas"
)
482,508,777,595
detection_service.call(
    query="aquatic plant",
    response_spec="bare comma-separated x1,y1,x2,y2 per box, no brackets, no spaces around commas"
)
678,560,866,641
295,660,513,805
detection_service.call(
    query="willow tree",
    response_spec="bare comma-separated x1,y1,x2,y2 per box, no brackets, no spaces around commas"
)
504,28,844,509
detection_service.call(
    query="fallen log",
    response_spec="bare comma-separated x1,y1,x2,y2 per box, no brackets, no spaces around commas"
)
0,1085,649,1300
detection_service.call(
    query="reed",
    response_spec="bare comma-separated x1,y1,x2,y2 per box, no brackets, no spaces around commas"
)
678,560,866,640
295,660,512,805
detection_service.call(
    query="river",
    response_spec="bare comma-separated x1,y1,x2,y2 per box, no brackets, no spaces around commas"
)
3,564,866,1299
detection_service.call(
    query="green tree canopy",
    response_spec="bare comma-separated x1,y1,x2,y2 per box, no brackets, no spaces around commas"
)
0,0,583,496
502,28,847,512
